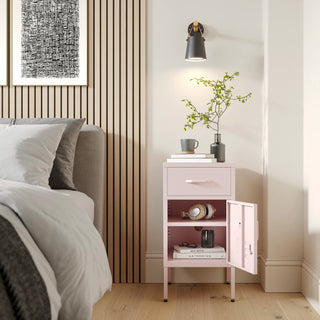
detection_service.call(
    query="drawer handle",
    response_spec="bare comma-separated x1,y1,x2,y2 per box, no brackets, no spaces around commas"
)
185,179,208,184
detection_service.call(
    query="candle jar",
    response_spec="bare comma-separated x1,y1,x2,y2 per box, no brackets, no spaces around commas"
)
201,229,214,248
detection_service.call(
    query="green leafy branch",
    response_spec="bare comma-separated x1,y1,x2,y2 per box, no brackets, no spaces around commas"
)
182,72,252,134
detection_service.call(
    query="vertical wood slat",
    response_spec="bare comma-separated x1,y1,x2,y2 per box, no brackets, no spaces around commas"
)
94,0,100,127
107,0,114,280
140,0,146,284
87,0,94,125
126,0,134,284
100,0,107,255
48,87,55,118
15,87,21,118
133,0,140,283
113,0,120,284
120,0,127,283
41,87,48,118
0,0,146,284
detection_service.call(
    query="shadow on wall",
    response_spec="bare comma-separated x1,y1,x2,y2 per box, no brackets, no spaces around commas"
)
235,168,263,255
205,25,263,46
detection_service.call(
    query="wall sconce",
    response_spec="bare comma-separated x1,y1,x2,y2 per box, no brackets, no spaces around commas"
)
185,21,206,61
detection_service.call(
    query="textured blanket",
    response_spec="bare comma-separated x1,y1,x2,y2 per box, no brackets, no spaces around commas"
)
0,215,51,320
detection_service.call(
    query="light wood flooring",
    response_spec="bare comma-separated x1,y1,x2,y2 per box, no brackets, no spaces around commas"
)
91,283,320,320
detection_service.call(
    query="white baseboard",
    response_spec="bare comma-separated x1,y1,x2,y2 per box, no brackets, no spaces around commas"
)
302,262,320,315
259,255,302,292
145,252,259,284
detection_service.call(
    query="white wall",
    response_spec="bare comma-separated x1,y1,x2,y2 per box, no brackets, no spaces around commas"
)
146,0,263,283
261,0,304,292
302,0,320,313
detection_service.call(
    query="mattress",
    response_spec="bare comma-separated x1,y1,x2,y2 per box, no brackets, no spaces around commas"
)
55,190,95,223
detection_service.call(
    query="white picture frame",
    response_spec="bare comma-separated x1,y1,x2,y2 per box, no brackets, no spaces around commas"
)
12,0,87,86
0,0,7,86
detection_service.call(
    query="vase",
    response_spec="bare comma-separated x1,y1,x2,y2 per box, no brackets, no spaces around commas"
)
201,230,214,248
210,133,225,162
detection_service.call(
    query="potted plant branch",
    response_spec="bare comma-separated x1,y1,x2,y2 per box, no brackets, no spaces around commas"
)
181,72,252,162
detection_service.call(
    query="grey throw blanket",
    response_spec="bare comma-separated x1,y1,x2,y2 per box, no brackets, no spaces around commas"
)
0,215,51,320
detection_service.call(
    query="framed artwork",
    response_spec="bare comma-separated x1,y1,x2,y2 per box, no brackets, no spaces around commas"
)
13,0,87,86
0,0,7,85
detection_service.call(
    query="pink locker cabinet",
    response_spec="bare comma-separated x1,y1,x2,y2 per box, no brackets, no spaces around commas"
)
163,162,258,302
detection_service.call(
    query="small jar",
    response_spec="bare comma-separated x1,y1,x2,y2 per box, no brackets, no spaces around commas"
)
201,229,214,248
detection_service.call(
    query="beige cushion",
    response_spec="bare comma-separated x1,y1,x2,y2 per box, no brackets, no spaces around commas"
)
73,125,105,235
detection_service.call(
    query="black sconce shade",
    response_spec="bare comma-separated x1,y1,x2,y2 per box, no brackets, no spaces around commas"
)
185,21,206,61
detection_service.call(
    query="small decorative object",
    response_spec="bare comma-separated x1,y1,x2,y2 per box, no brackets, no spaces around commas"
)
210,133,225,162
0,0,7,85
185,21,206,62
180,138,199,153
178,242,197,249
180,203,215,221
13,0,87,85
201,229,214,248
182,72,252,162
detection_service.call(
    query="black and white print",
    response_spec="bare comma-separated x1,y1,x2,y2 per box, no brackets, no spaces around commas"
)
21,0,80,79
13,0,87,85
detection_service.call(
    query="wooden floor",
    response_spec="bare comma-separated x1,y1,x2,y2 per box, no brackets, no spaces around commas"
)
91,283,320,320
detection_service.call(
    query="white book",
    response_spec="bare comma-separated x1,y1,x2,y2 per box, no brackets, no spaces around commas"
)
173,245,225,254
173,251,226,259
171,153,216,159
167,158,217,163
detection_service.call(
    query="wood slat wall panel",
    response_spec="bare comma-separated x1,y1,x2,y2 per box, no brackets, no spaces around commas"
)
133,0,141,283
120,0,127,283
0,0,145,283
107,0,114,279
126,0,134,283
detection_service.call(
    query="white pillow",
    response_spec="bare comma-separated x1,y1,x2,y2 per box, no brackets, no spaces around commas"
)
0,124,66,188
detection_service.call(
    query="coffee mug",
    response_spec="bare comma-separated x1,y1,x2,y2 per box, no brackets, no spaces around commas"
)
180,139,199,153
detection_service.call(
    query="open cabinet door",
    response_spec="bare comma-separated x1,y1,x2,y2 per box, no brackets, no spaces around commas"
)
226,200,258,274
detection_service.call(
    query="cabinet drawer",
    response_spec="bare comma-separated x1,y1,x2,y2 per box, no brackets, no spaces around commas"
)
167,167,231,196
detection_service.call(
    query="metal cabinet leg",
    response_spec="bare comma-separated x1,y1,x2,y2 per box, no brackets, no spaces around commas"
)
230,267,235,302
164,267,168,302
226,267,231,284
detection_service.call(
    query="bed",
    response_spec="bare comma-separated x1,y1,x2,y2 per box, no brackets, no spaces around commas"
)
0,122,112,320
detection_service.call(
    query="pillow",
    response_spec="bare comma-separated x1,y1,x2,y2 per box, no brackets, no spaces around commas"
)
0,124,66,188
0,118,13,124
15,118,85,190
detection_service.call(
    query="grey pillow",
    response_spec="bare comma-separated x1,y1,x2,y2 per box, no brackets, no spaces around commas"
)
15,118,85,190
0,118,14,124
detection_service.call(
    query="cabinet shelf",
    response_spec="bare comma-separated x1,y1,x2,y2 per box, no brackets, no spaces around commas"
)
167,216,226,227
166,249,229,268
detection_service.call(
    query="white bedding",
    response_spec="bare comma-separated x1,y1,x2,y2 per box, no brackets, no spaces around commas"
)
0,179,112,320
55,189,95,223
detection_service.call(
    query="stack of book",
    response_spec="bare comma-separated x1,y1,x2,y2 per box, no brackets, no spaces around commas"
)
173,244,226,259
167,153,217,163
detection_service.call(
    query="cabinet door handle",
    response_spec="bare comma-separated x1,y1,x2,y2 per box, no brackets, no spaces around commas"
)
185,179,208,184
249,244,253,255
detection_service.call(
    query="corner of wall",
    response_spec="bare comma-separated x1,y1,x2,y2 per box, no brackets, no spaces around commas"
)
302,262,320,314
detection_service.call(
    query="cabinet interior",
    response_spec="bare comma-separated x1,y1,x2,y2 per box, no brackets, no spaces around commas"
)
167,199,226,221
168,226,226,253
